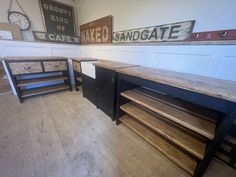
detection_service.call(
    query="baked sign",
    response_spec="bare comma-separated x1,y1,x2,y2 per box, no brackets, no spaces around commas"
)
80,16,112,44
113,20,195,43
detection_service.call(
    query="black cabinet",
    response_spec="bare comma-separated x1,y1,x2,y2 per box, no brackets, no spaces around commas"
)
96,66,117,120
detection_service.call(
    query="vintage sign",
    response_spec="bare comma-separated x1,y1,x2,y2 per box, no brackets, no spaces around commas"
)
39,0,76,36
80,15,112,44
113,20,195,43
33,31,80,44
190,29,236,41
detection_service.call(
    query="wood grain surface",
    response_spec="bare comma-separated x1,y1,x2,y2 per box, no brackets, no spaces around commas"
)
80,15,112,44
3,56,67,61
43,61,67,72
134,87,218,122
72,57,98,62
94,60,137,70
17,75,68,87
120,102,207,160
120,114,197,175
21,84,70,98
0,92,235,177
9,62,43,75
117,66,236,103
121,90,216,139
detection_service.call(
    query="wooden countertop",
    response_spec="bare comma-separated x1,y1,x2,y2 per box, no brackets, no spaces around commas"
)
116,66,236,103
2,56,67,61
72,57,98,62
94,60,138,70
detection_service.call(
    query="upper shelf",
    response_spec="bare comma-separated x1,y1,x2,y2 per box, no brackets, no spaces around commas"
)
117,66,236,103
3,56,67,61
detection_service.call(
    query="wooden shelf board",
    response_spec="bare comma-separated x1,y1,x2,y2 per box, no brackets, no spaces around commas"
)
120,102,206,160
120,114,197,175
134,87,218,122
21,84,70,98
17,75,68,87
121,90,216,139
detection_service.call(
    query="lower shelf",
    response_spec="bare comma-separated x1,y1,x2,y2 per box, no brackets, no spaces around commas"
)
21,84,70,98
17,75,68,87
120,114,197,175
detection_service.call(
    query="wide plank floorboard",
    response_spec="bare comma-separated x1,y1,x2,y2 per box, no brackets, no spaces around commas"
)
0,92,235,177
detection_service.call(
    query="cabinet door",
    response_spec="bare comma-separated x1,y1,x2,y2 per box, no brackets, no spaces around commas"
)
43,61,67,72
96,67,115,119
9,62,43,75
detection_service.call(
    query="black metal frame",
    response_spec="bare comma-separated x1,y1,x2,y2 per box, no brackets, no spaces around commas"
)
72,60,82,91
115,73,236,177
5,58,72,103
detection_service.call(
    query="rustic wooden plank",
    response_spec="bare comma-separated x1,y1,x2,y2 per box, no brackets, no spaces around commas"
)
94,60,137,70
134,87,218,122
120,114,197,175
17,75,68,87
121,90,216,139
9,62,43,75
120,102,207,160
21,84,70,98
3,56,67,61
43,61,67,72
117,66,236,103
113,20,195,43
0,92,234,177
72,57,98,62
80,16,112,44
190,29,236,41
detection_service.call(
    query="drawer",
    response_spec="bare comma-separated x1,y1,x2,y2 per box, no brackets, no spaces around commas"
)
43,61,67,72
9,62,43,75
73,62,81,73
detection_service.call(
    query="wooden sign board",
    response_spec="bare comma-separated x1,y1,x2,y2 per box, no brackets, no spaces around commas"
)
190,29,236,41
33,31,80,44
113,20,195,43
0,22,22,40
80,15,112,44
39,0,76,36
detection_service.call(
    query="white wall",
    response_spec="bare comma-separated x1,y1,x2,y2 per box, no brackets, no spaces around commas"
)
76,0,236,32
0,0,78,41
76,0,236,82
1,0,236,95
79,44,236,81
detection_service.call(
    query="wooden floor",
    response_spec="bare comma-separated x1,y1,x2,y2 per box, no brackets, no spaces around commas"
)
0,91,235,177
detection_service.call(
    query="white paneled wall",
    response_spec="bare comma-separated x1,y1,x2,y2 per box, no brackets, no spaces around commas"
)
79,45,236,81
1,40,236,96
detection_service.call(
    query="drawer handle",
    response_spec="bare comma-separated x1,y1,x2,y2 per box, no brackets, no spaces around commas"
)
55,65,59,68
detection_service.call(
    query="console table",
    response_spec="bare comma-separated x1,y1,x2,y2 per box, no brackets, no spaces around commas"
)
4,56,72,103
115,66,236,177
